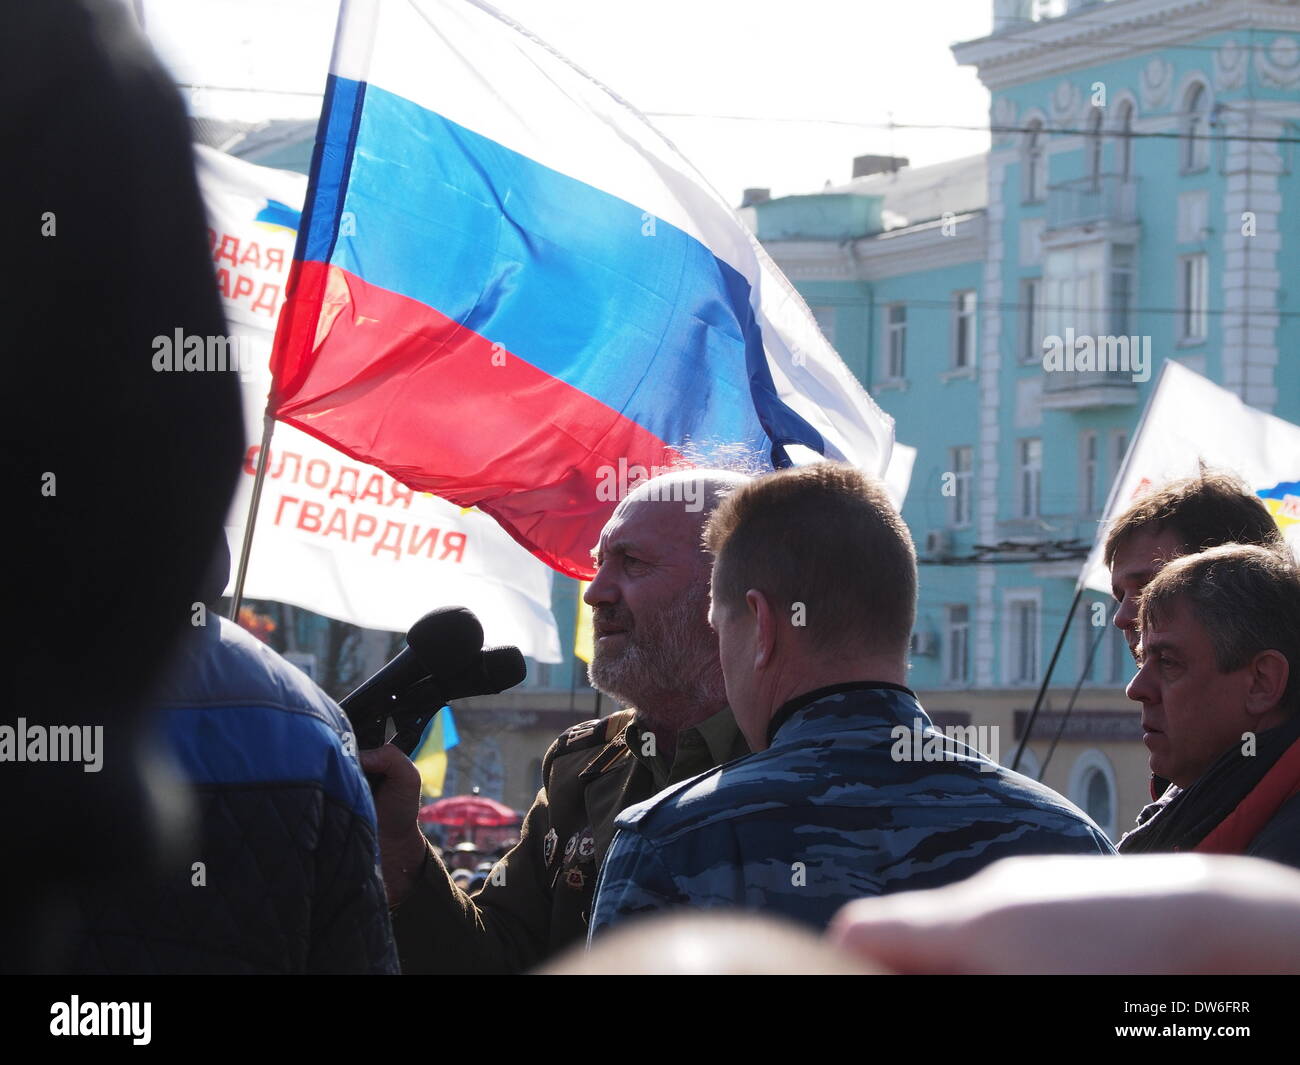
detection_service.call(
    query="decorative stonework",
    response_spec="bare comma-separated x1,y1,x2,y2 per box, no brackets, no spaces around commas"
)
992,96,1019,147
1140,56,1175,110
1050,79,1082,126
1220,108,1283,410
1256,35,1300,88
975,155,1009,689
1214,38,1247,90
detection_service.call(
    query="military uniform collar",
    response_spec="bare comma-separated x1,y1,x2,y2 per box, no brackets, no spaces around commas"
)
766,681,916,748
626,705,747,790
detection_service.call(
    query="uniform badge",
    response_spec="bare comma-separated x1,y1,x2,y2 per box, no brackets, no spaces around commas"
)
543,828,558,866
563,831,579,864
577,833,595,860
564,867,586,890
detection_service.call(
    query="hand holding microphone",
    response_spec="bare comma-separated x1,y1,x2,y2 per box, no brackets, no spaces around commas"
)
347,606,527,906
341,606,527,754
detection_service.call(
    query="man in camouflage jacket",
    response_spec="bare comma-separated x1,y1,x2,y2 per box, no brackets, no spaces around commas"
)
591,464,1115,939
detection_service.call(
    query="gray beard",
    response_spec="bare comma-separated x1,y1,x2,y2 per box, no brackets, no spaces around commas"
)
587,584,726,734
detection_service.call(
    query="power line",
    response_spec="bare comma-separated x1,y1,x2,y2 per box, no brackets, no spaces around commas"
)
646,111,1300,144
866,297,1299,321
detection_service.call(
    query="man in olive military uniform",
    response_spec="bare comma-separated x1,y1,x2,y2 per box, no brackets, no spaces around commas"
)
361,470,751,973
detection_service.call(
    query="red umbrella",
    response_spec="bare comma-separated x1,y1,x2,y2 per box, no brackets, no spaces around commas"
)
418,794,520,828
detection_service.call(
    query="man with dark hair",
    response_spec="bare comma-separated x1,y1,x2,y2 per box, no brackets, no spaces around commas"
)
1104,469,1284,656
1104,469,1287,802
1119,544,1300,867
589,464,1113,938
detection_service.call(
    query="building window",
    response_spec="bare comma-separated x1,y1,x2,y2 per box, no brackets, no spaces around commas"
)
1007,595,1040,686
1115,99,1134,181
944,604,970,685
949,445,973,528
1069,749,1118,840
1017,437,1042,519
1109,244,1135,336
1179,253,1208,341
1043,243,1105,342
1021,278,1043,364
1022,118,1047,204
882,303,907,380
1081,430,1099,516
1086,107,1104,189
1182,82,1211,172
953,291,977,370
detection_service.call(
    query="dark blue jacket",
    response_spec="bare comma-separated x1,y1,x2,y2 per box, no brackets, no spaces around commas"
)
70,617,398,973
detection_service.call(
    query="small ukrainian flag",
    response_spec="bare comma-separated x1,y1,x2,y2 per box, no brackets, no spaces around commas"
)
411,707,459,800
1258,481,1300,532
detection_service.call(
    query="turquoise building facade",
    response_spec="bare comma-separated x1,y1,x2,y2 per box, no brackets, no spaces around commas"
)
754,0,1300,836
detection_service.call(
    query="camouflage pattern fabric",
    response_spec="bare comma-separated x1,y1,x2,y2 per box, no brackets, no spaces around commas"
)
589,683,1115,940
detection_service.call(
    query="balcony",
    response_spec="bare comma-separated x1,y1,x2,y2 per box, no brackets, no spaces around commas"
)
1042,362,1139,410
1046,175,1137,233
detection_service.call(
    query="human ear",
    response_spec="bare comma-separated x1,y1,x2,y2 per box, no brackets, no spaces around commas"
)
747,589,775,670
1243,650,1290,720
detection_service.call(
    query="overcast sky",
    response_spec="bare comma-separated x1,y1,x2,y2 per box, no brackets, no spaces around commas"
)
145,0,993,203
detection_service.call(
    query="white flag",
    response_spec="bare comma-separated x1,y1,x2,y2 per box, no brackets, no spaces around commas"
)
1081,360,1300,593
195,145,562,661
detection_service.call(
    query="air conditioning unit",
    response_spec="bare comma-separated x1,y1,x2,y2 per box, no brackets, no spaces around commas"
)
909,630,938,657
924,529,954,557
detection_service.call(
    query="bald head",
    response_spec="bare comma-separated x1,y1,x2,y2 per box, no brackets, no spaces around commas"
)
585,469,752,733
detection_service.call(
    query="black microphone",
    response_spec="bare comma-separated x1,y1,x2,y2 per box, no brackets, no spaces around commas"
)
386,647,528,754
342,607,484,748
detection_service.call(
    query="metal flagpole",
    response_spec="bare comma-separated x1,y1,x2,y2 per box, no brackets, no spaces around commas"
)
1010,359,1172,772
228,413,277,619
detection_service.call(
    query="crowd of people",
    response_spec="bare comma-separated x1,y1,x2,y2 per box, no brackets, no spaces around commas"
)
11,0,1300,977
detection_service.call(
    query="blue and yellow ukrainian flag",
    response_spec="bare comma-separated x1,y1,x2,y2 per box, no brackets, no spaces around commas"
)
411,707,459,800
1258,481,1300,533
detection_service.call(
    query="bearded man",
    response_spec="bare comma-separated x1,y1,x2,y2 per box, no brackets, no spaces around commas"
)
361,470,751,973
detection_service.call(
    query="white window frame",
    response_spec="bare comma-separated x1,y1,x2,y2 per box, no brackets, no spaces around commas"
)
884,302,907,381
1086,107,1104,189
1115,99,1135,181
1181,82,1211,173
1017,437,1043,519
1179,253,1208,342
944,604,971,686
1080,430,1099,517
952,290,977,371
1022,119,1047,204
1020,277,1043,365
1004,589,1043,688
949,445,973,528
1069,748,1119,841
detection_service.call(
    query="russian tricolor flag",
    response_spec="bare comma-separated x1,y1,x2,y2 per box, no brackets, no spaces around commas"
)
271,0,893,578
